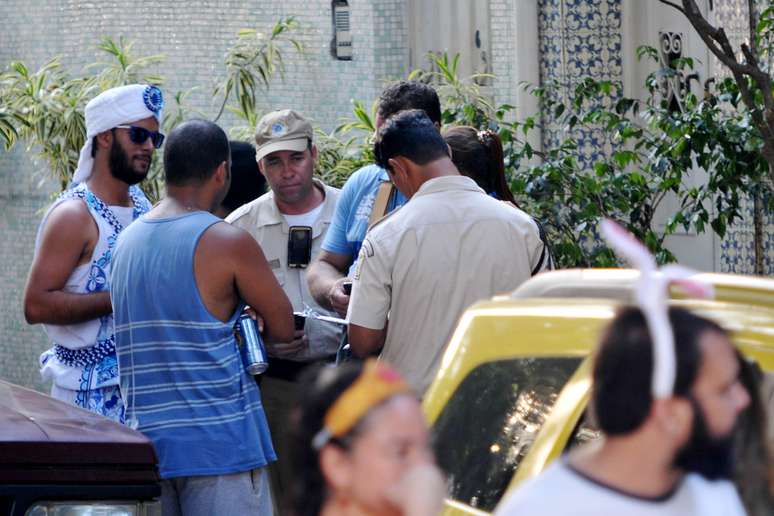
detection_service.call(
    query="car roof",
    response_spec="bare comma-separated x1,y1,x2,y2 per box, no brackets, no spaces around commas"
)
425,271,774,422
509,269,774,309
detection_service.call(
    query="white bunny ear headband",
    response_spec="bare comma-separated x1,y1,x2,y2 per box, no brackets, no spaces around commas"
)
600,219,714,398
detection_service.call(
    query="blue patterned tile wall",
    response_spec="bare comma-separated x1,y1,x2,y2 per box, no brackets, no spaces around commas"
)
537,0,623,171
713,0,774,275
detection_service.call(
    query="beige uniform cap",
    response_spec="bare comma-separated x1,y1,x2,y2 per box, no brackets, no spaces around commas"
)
255,109,314,162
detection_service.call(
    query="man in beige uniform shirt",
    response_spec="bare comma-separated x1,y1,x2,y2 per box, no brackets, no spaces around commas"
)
347,110,548,395
226,109,342,505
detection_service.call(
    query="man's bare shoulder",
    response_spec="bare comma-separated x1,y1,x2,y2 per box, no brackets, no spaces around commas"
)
47,197,91,221
199,220,259,254
40,198,95,240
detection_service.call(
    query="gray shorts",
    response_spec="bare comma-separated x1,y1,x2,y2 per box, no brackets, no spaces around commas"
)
160,467,272,516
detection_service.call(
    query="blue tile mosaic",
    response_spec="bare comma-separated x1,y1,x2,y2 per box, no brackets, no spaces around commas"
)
538,0,623,172
713,0,774,275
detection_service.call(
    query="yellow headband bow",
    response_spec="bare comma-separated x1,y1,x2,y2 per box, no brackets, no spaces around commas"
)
312,359,411,449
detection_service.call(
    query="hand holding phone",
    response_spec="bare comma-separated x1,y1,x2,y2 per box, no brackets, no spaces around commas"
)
328,278,352,317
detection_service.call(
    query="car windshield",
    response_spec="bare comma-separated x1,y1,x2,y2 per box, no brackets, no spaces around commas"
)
431,357,582,511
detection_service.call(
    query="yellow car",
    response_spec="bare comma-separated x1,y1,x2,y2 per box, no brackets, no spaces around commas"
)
422,269,774,515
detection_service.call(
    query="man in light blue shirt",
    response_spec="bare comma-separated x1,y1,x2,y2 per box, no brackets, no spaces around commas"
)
307,81,440,316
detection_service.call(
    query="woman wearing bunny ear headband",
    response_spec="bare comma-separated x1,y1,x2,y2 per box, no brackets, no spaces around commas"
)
495,220,751,516
288,359,446,516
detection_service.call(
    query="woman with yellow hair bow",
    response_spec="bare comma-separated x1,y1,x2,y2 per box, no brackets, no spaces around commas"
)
288,359,446,516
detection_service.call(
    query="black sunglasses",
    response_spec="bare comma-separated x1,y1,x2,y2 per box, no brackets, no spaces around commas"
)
114,125,165,148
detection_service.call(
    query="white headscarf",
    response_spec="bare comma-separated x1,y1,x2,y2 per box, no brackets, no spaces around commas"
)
73,84,164,184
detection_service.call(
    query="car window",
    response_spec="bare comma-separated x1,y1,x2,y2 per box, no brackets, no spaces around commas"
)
432,357,582,512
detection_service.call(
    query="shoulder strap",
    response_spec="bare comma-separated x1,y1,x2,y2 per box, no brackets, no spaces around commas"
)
368,182,395,229
531,218,553,275
499,200,553,275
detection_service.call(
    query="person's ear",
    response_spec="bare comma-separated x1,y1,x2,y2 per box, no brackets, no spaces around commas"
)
319,444,353,491
95,130,113,154
387,157,406,180
214,160,228,185
256,157,267,178
310,144,318,162
652,397,693,445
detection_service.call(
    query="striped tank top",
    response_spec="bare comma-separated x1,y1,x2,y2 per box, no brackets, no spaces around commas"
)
111,211,275,478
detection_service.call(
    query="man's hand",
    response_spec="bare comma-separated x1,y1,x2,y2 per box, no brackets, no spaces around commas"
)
307,250,352,314
244,306,264,332
327,277,352,317
265,330,308,358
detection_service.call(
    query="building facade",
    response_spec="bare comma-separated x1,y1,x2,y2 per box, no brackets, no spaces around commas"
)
1,0,770,391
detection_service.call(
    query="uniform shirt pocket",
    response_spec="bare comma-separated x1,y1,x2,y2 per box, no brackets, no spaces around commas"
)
267,258,285,286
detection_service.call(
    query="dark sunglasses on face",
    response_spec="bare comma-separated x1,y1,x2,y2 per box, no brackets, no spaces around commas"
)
114,125,165,148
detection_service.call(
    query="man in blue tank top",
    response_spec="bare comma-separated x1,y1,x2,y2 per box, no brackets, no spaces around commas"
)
111,119,294,516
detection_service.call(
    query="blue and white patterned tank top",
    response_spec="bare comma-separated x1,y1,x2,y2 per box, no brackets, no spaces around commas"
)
37,183,150,417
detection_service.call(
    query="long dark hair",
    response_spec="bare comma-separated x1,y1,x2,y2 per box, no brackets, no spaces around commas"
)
734,353,774,515
443,125,517,206
289,362,364,516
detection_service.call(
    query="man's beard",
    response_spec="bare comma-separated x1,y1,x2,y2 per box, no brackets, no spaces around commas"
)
109,139,149,186
674,397,736,480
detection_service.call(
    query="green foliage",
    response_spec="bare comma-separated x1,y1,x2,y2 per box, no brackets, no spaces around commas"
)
0,38,163,192
214,17,303,129
0,18,302,201
507,48,771,267
321,50,771,267
409,52,495,127
3,28,770,268
314,100,377,187
755,4,774,58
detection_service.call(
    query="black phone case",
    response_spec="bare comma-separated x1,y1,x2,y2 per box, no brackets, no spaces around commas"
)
288,226,313,268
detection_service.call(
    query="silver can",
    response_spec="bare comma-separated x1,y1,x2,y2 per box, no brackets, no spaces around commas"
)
237,313,269,375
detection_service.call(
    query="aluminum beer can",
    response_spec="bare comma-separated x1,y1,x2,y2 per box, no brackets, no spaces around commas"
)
237,313,269,375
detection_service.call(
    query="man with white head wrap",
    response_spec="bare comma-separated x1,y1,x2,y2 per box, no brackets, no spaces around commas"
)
23,84,164,422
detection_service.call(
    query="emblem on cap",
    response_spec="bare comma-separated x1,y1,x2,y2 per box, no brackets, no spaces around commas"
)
271,122,287,137
143,86,164,114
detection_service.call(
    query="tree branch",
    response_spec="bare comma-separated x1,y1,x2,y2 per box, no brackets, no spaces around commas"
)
748,0,757,55
678,1,774,142
740,43,774,108
680,1,760,76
